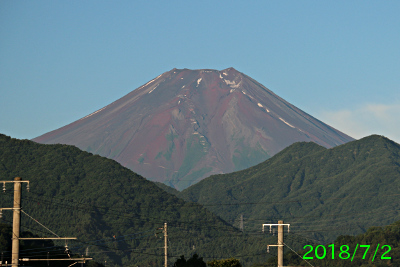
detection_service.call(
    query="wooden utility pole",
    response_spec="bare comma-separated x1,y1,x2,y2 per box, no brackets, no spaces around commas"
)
277,220,284,267
1,177,29,267
263,221,290,267
0,177,29,267
164,222,168,267
12,177,22,267
1,178,92,266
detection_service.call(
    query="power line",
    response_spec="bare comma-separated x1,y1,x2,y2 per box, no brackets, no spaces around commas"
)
283,242,314,267
6,195,400,245
21,209,60,238
20,189,400,211
19,194,242,234
182,192,400,207
21,192,400,233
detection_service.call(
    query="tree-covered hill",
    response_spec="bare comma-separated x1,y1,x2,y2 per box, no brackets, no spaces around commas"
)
0,134,276,266
178,135,400,243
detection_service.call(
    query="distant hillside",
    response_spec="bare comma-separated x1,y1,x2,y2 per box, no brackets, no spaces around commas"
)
178,135,400,243
0,134,276,266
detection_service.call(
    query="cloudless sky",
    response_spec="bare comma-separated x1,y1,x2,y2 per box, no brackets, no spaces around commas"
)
1,1,399,143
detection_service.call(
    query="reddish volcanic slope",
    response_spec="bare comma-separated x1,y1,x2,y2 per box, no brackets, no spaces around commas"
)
33,68,354,190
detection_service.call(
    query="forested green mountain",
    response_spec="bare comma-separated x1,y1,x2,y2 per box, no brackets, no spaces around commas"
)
178,135,400,243
0,134,276,266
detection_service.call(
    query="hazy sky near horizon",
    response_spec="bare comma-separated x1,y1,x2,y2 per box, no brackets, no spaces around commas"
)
1,1,399,143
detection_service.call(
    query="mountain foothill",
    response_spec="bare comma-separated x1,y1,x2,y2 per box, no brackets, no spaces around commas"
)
0,134,277,266
177,135,400,244
1,133,399,266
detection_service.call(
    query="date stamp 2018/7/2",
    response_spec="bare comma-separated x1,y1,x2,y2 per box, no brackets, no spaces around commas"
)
303,244,391,261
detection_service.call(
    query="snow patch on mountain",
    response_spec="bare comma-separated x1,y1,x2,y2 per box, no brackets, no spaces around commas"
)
140,74,162,90
242,90,254,100
81,106,107,120
257,103,270,112
148,85,159,94
224,79,241,88
279,117,295,128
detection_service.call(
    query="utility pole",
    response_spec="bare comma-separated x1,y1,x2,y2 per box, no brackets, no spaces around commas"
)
12,177,22,267
0,177,29,267
1,178,92,266
164,222,167,267
263,220,290,267
277,220,283,267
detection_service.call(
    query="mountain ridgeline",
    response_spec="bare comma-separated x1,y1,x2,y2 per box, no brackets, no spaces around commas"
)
33,68,353,190
0,134,276,266
178,135,400,243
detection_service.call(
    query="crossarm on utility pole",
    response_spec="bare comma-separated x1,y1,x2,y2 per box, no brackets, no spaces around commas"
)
262,223,290,233
262,220,290,267
19,237,77,240
20,258,93,262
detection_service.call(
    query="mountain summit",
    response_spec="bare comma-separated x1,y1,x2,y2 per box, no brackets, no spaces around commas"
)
33,68,354,189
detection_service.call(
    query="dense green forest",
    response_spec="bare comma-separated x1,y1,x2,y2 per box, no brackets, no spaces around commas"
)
0,134,278,266
2,133,400,266
178,135,400,243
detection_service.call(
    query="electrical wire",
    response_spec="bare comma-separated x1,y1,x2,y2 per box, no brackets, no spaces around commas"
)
283,242,314,267
21,209,60,238
21,192,400,236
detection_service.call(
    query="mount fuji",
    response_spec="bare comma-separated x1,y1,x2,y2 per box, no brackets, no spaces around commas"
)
33,68,354,189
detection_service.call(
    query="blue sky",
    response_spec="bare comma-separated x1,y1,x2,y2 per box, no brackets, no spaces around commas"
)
1,1,399,143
